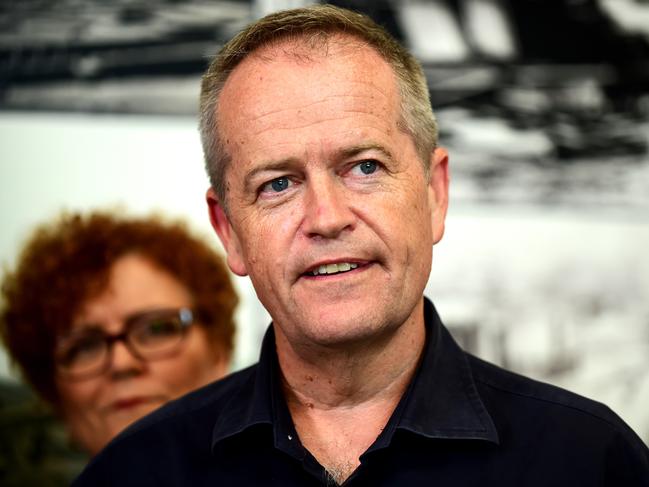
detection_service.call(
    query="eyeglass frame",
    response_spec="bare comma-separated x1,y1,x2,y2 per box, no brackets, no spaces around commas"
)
53,307,196,381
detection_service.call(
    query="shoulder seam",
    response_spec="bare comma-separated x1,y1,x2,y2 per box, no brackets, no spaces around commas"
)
474,373,623,432
466,355,627,432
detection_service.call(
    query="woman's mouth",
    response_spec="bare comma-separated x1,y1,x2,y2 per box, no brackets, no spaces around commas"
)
111,397,158,411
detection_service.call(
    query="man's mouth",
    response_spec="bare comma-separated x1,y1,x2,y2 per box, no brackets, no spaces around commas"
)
305,262,360,277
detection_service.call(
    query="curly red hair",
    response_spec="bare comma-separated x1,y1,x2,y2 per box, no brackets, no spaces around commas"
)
0,211,237,407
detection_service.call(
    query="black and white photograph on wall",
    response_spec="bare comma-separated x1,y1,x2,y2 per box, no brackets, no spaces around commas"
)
1,0,648,483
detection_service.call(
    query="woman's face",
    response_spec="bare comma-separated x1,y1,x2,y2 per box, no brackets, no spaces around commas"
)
54,253,229,456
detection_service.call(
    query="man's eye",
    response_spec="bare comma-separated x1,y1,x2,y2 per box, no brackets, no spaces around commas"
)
352,160,378,175
261,176,292,193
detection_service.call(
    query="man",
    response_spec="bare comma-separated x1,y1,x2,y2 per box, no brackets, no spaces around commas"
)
74,5,649,486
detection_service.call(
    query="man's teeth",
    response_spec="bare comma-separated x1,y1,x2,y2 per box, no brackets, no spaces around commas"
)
310,262,359,276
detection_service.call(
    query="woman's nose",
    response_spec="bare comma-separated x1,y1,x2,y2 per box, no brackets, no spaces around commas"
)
108,340,145,379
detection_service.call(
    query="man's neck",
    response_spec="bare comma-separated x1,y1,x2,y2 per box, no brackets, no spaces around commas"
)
275,299,427,484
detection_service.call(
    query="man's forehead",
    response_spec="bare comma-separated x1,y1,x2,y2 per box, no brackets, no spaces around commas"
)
222,34,394,94
215,33,404,187
219,36,398,120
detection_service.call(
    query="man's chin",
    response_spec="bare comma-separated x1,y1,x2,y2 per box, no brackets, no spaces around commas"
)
292,309,396,349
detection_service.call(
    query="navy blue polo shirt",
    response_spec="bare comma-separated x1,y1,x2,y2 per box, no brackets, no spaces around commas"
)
73,299,649,486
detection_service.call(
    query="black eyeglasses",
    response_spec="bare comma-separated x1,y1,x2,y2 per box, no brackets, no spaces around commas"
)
54,307,195,381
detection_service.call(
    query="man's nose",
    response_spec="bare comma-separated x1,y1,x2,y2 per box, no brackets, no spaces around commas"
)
109,340,145,379
302,176,355,239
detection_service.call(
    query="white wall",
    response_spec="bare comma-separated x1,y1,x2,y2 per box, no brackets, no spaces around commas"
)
0,111,270,377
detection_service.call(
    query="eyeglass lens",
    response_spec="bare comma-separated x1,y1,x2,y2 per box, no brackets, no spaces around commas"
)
55,308,193,380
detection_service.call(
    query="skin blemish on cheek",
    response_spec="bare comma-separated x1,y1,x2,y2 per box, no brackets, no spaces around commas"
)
279,215,296,235
306,375,314,382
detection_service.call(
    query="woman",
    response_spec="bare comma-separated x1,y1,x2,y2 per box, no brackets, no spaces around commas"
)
0,211,238,456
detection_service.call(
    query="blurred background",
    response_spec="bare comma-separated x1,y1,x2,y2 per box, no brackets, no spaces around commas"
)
1,0,648,482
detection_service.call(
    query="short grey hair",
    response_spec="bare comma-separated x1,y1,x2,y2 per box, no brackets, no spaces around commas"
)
199,4,438,207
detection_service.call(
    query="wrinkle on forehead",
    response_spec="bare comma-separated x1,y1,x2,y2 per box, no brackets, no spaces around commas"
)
249,92,380,123
250,103,393,137
230,80,396,141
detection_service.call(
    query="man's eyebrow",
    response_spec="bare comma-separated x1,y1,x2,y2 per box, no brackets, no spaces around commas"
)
337,143,395,162
244,159,299,193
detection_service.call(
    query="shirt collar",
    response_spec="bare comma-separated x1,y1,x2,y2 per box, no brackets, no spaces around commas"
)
211,297,499,453
211,326,303,456
210,327,275,447
393,298,499,444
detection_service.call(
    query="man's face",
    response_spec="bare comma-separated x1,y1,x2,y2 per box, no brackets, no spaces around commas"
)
209,38,448,349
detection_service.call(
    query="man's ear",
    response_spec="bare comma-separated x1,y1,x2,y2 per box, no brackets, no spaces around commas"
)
428,147,450,244
206,188,248,276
